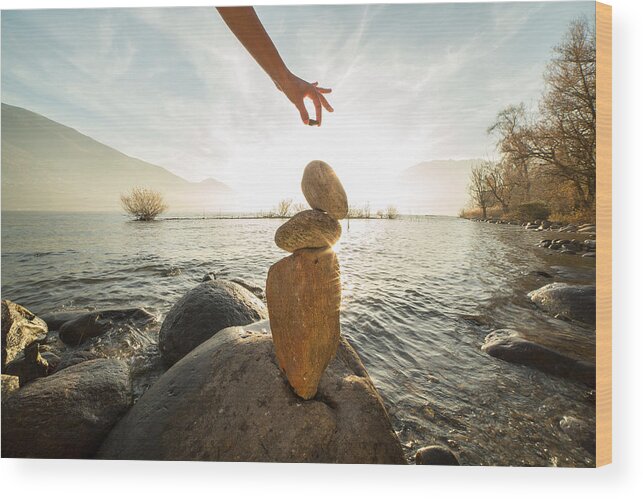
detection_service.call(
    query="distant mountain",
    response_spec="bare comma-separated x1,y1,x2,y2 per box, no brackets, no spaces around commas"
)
1,103,233,212
398,159,483,216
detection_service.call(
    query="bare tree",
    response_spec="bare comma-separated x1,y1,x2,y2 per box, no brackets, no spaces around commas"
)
537,17,596,209
363,202,372,219
488,104,532,202
385,205,399,219
484,161,513,214
274,198,293,217
468,164,492,218
347,204,364,218
121,187,168,221
488,19,596,214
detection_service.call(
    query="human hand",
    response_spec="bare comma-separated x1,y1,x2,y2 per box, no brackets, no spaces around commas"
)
275,73,334,126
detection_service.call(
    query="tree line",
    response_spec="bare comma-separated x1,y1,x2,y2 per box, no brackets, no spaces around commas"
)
465,18,596,223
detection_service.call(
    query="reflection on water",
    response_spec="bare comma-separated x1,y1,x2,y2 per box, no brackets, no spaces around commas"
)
1,212,596,466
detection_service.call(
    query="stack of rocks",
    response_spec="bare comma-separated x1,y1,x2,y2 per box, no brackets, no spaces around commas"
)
266,160,348,400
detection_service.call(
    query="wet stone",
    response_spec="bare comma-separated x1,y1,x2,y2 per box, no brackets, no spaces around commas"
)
275,209,341,253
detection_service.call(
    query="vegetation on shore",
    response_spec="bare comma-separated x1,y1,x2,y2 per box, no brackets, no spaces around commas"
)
121,187,168,221
262,199,399,219
463,19,596,225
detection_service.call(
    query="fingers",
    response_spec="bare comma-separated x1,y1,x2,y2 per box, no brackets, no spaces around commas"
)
318,92,334,113
292,81,333,126
312,81,332,94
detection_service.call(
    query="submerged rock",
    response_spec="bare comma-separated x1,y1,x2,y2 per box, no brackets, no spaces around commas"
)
1,300,48,371
301,160,348,220
159,280,267,367
528,283,596,325
482,329,595,387
39,311,85,331
266,248,341,399
274,210,341,252
528,270,554,279
415,445,460,465
1,359,133,458
201,272,217,282
98,323,405,464
59,308,157,346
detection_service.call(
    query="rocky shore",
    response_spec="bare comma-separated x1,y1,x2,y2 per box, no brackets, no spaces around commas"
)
465,218,597,427
2,278,462,464
466,217,597,258
1,286,410,462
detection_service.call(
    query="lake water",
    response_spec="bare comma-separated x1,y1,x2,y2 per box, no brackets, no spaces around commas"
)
1,212,596,466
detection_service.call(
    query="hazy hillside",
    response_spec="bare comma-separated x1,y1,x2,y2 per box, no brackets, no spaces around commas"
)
398,159,482,215
1,103,233,212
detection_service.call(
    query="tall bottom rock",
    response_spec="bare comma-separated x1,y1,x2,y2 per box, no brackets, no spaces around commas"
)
266,247,341,399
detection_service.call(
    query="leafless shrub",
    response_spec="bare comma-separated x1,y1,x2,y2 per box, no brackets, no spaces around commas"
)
271,198,293,218
385,205,399,219
120,187,168,221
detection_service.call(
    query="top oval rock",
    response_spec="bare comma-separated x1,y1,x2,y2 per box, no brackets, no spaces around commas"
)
301,160,348,220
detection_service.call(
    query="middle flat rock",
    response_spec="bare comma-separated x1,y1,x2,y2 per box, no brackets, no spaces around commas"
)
274,209,341,252
266,247,341,399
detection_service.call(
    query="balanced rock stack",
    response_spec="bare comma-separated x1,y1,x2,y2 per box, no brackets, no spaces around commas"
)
266,160,348,400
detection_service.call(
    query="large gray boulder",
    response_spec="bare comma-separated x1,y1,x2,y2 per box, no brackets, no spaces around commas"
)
1,359,133,458
2,300,48,371
482,329,595,387
99,322,406,464
159,280,267,367
59,308,157,346
528,283,596,325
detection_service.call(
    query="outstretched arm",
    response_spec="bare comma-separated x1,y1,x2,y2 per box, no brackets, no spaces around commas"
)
216,6,333,126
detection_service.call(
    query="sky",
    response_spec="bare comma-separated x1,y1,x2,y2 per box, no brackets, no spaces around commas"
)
1,2,595,210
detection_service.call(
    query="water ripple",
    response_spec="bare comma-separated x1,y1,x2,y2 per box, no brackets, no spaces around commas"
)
1,213,595,466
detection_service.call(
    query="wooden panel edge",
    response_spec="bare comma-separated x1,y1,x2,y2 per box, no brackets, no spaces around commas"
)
596,0,612,468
